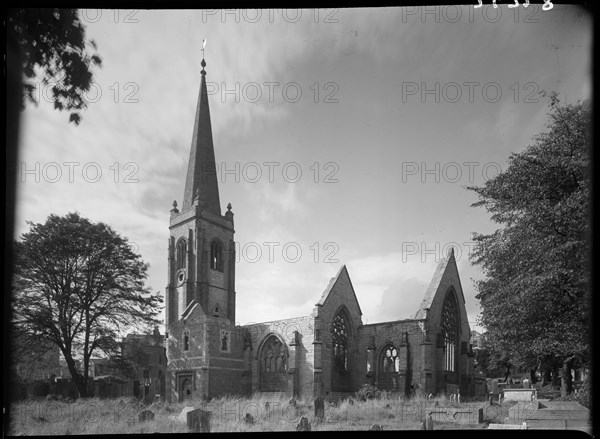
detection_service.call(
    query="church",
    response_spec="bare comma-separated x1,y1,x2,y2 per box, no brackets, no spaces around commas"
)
164,57,483,403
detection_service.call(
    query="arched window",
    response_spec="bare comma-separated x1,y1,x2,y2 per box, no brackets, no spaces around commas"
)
259,335,288,391
176,238,187,270
378,344,400,390
332,312,349,373
441,291,459,372
383,346,400,373
210,240,223,272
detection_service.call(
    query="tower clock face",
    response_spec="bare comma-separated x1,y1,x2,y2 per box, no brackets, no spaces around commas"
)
176,269,187,286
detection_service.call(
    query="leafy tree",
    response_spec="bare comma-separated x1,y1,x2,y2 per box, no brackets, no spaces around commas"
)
11,213,162,398
468,94,591,396
7,8,102,125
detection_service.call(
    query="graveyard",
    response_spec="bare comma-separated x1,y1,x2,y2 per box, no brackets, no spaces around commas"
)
7,386,591,435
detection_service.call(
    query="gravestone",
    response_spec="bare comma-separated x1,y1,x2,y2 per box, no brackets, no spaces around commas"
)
426,414,434,430
314,397,324,421
177,407,195,423
187,408,211,433
244,413,255,424
523,379,530,389
491,379,499,394
296,417,311,431
139,410,155,422
370,424,383,430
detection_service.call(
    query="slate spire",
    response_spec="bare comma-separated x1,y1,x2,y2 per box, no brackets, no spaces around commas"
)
182,57,221,215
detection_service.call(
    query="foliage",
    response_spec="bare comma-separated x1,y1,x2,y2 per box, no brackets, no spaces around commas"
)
11,212,162,397
574,375,590,408
354,384,381,401
7,9,102,125
468,94,591,391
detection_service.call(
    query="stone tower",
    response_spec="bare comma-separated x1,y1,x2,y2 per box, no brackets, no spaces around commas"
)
165,57,236,328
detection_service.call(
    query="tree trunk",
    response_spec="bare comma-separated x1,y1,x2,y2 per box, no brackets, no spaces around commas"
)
551,364,560,387
560,358,574,397
64,353,88,398
504,365,511,383
543,368,552,385
530,369,537,384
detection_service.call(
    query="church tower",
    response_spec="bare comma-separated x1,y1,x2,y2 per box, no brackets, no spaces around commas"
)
166,57,236,328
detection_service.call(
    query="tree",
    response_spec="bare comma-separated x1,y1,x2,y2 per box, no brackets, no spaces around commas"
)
7,9,102,125
468,94,591,396
11,213,162,398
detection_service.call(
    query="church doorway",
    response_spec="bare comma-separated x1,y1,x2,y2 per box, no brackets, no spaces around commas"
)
178,375,193,402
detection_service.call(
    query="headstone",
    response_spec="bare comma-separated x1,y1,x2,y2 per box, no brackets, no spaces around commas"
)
523,379,530,389
370,424,383,430
244,413,255,424
296,417,311,431
187,408,211,433
314,397,324,421
491,379,499,394
477,408,484,424
426,414,434,430
177,407,195,423
139,410,155,422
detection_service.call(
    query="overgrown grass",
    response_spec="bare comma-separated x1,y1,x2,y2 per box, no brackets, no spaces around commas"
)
7,392,489,435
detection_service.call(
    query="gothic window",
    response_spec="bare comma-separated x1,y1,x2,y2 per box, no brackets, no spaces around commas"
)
183,330,190,352
220,330,230,352
259,335,288,391
176,238,187,270
441,291,459,372
332,312,349,373
383,346,400,373
210,240,224,272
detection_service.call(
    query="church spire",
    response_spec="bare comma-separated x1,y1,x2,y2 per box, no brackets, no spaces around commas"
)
182,50,221,215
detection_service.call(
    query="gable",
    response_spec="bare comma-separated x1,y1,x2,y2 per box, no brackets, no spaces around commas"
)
414,248,466,320
315,265,363,317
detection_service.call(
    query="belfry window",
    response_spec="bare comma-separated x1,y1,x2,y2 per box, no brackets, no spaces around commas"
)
332,312,349,372
441,291,459,372
176,238,187,270
210,240,223,272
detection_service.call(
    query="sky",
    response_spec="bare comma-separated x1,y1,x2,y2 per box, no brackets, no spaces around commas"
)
14,6,592,335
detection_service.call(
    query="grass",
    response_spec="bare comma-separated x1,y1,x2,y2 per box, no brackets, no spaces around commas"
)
7,393,491,435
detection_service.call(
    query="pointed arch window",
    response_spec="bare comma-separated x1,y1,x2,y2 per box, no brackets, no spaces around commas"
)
176,238,187,270
332,312,349,373
259,335,288,391
210,240,224,272
383,346,400,373
441,291,459,372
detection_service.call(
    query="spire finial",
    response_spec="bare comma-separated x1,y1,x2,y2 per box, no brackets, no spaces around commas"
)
201,39,207,73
